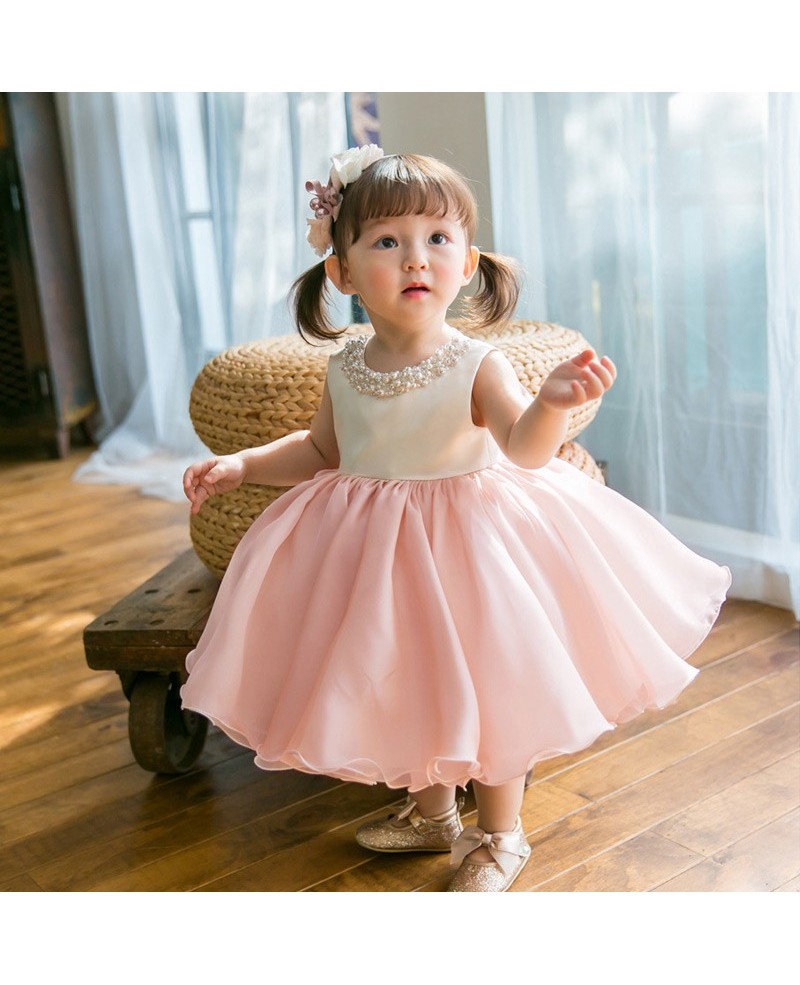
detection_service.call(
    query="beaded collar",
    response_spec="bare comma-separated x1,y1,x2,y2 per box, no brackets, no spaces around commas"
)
340,334,470,397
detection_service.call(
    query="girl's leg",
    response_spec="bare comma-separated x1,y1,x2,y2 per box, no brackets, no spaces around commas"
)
412,783,457,817
469,774,527,861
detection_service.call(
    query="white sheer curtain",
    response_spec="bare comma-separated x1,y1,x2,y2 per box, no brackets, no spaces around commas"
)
486,92,799,617
60,92,349,500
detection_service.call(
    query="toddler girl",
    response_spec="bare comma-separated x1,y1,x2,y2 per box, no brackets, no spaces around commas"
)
181,146,731,892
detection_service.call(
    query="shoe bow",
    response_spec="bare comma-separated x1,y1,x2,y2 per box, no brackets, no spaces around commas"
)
450,823,526,875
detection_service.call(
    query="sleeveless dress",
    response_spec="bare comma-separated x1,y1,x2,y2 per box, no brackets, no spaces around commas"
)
180,331,731,792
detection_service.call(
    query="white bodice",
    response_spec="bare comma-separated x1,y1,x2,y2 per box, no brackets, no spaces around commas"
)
326,331,502,480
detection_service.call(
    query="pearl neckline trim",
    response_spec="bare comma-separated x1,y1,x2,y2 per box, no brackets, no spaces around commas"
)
340,335,470,397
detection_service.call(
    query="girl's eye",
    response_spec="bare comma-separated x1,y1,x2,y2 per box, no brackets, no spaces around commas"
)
429,232,449,245
375,236,397,249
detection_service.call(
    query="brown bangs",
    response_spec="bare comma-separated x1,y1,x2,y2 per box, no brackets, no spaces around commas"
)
331,154,478,256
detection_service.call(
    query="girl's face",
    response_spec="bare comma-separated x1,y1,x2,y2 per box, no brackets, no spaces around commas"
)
326,212,479,334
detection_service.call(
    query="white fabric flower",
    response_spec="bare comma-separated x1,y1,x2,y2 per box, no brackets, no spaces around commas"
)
331,144,384,189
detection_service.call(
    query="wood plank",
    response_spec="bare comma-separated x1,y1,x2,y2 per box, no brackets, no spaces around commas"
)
29,768,342,892
84,549,218,647
1,658,123,707
0,873,42,892
652,809,800,892
0,645,88,681
83,646,202,672
82,781,402,892
0,529,191,599
653,752,800,856
687,602,798,669
0,496,184,552
533,752,800,891
0,711,129,782
0,743,260,883
1,545,188,613
532,830,704,892
510,707,800,891
775,874,800,891
0,547,64,570
0,737,145,811
1,620,97,673
0,476,182,524
0,686,127,752
0,675,121,748
0,569,189,638
2,508,185,565
0,727,242,849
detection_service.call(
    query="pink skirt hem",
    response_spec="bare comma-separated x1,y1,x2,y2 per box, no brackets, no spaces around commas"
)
180,458,732,790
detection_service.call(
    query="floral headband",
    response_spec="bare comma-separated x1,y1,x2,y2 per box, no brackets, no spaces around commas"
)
305,144,384,257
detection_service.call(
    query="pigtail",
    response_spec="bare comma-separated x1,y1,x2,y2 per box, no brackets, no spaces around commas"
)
290,261,346,344
460,252,523,330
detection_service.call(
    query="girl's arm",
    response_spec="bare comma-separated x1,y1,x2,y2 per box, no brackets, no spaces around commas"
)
184,379,340,514
472,348,616,470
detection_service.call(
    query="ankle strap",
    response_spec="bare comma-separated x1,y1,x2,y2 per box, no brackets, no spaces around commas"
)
396,795,464,823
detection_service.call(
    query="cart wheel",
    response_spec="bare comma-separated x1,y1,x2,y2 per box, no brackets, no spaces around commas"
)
117,670,138,701
128,673,208,774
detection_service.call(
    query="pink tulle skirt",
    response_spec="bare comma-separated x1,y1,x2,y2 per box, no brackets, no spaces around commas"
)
180,458,731,791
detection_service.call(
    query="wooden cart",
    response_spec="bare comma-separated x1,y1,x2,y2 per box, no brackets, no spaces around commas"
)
83,548,219,774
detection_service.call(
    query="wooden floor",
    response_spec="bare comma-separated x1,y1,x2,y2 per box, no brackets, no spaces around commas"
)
1,448,798,893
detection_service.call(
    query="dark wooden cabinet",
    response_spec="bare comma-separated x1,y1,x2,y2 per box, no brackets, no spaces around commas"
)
0,92,96,458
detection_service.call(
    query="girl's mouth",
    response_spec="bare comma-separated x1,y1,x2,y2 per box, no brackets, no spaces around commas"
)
402,284,430,296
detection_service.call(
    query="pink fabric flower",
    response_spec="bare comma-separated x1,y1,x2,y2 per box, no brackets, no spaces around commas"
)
305,179,343,221
307,215,334,258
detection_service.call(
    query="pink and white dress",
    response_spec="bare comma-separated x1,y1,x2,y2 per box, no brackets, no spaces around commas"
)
180,331,731,791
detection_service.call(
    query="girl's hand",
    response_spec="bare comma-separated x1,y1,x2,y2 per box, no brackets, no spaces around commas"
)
537,349,617,410
183,453,247,514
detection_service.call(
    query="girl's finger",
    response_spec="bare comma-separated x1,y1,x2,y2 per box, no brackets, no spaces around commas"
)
600,355,617,378
191,486,209,514
183,467,198,491
579,366,607,397
205,464,226,482
571,379,587,403
573,348,595,367
589,361,615,389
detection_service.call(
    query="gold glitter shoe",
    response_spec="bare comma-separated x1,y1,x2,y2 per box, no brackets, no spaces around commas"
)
355,797,464,853
446,817,531,892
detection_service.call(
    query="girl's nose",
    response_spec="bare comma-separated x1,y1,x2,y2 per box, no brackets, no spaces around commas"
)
403,247,429,270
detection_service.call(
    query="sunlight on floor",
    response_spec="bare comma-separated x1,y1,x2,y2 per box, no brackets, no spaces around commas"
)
0,675,114,750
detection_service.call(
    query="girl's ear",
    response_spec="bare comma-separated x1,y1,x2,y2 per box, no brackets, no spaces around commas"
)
324,254,355,295
463,245,480,285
